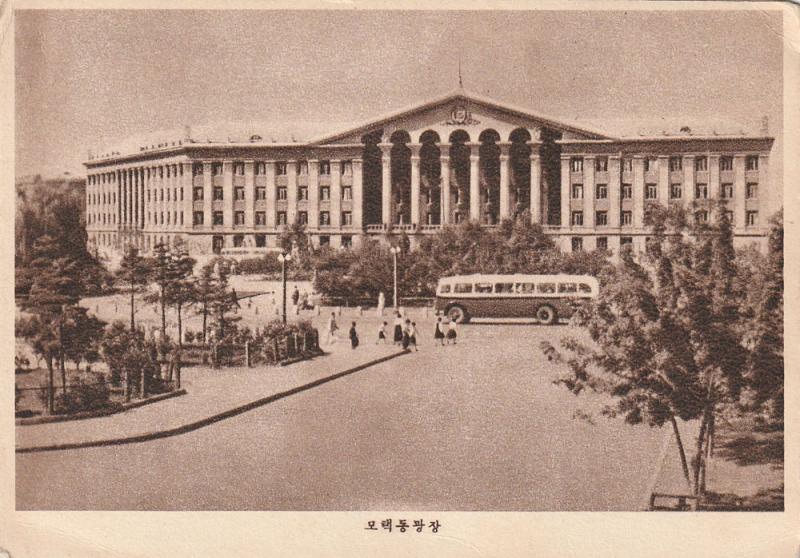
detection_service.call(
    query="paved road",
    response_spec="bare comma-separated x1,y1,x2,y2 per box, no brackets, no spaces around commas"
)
17,323,666,510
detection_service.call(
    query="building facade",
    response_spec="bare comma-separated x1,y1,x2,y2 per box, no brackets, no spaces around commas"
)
84,90,774,260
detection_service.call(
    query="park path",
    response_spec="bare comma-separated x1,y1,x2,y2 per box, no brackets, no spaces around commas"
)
16,340,403,452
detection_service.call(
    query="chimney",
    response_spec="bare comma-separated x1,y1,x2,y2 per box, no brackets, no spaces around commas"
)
760,116,769,136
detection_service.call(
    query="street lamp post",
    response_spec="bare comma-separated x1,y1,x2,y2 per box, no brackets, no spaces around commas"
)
278,252,292,324
390,246,401,310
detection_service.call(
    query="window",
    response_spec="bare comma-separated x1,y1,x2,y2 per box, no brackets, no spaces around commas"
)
319,161,331,175
621,184,632,199
213,211,224,226
233,235,244,248
571,184,584,199
255,211,266,226
298,211,308,225
720,157,734,171
276,162,287,176
256,187,266,201
746,156,759,171
439,284,452,294
595,157,608,172
695,157,708,171
622,211,632,226
559,282,579,293
213,186,224,200
495,283,515,294
255,234,266,247
341,160,353,176
622,158,633,172
193,163,204,176
695,184,708,199
319,211,330,226
596,237,608,251
571,211,583,226
160,189,164,201
320,186,330,201
277,187,288,201
475,282,493,294
646,184,658,199
746,183,758,199
341,235,352,248
193,211,204,225
454,283,473,294
180,188,184,201
724,210,734,223
537,282,556,294
166,188,171,201
297,161,308,175
747,211,758,226
644,158,657,172
596,184,608,199
298,186,308,201
342,186,352,200
233,162,245,176
669,156,682,171
255,162,266,175
518,283,536,294
570,157,583,172
342,211,352,226
596,211,608,226
180,212,184,225
212,163,223,176
235,186,245,201
695,210,708,223
277,211,287,225
234,211,245,225
670,183,682,199
319,235,330,246
721,183,734,199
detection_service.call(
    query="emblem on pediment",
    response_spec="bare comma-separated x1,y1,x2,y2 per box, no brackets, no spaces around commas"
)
444,104,480,126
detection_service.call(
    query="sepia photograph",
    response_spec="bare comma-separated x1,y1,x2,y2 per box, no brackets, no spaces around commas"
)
5,3,797,554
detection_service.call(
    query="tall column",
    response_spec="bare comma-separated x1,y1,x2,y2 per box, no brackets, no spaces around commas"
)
633,156,645,227
244,161,255,228
583,156,595,229
127,169,133,228
286,160,297,224
499,143,511,220
658,156,669,203
709,154,721,200
223,161,234,230
409,143,421,226
182,162,193,231
308,160,320,229
560,156,570,228
140,168,146,229
440,145,451,225
352,158,363,230
379,143,392,227
609,156,621,228
469,142,480,221
330,159,342,228
733,154,746,230
203,162,212,228
529,149,542,224
117,170,122,228
266,161,276,228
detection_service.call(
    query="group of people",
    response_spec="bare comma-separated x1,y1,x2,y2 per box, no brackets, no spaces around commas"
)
326,309,459,351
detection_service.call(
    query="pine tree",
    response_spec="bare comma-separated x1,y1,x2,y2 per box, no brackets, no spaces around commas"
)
116,244,152,331
167,238,197,346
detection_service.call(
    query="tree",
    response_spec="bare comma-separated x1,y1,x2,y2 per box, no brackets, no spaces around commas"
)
556,203,747,496
207,259,241,341
100,322,159,401
145,242,172,337
62,306,106,371
116,244,152,331
194,261,218,343
166,238,197,346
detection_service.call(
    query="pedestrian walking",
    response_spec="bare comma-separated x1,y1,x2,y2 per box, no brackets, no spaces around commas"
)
291,286,300,306
393,312,404,346
377,291,386,317
402,319,412,350
446,319,457,345
326,312,338,345
377,321,388,344
349,321,359,349
434,316,446,346
409,321,419,351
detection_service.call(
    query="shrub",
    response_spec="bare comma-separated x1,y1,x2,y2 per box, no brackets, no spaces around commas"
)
37,371,115,415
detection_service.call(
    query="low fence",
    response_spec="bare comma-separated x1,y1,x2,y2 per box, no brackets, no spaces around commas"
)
181,328,322,368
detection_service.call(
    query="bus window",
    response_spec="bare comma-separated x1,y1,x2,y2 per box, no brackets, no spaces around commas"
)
495,283,514,294
454,283,473,294
579,283,593,293
517,283,536,294
558,282,578,293
537,282,556,294
475,282,493,293
439,284,451,294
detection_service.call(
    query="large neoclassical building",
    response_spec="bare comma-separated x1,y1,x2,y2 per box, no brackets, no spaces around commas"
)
84,89,774,259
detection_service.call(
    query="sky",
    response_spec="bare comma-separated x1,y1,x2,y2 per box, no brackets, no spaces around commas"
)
15,8,783,187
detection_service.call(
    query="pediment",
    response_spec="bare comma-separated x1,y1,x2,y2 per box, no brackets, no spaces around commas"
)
312,90,613,145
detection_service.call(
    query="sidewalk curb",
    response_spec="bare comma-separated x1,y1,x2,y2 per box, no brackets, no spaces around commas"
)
16,349,409,454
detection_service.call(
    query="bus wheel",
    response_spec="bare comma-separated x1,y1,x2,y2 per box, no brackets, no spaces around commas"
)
447,305,469,324
536,305,557,325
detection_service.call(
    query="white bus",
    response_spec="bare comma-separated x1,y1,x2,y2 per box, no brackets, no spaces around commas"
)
434,274,599,324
